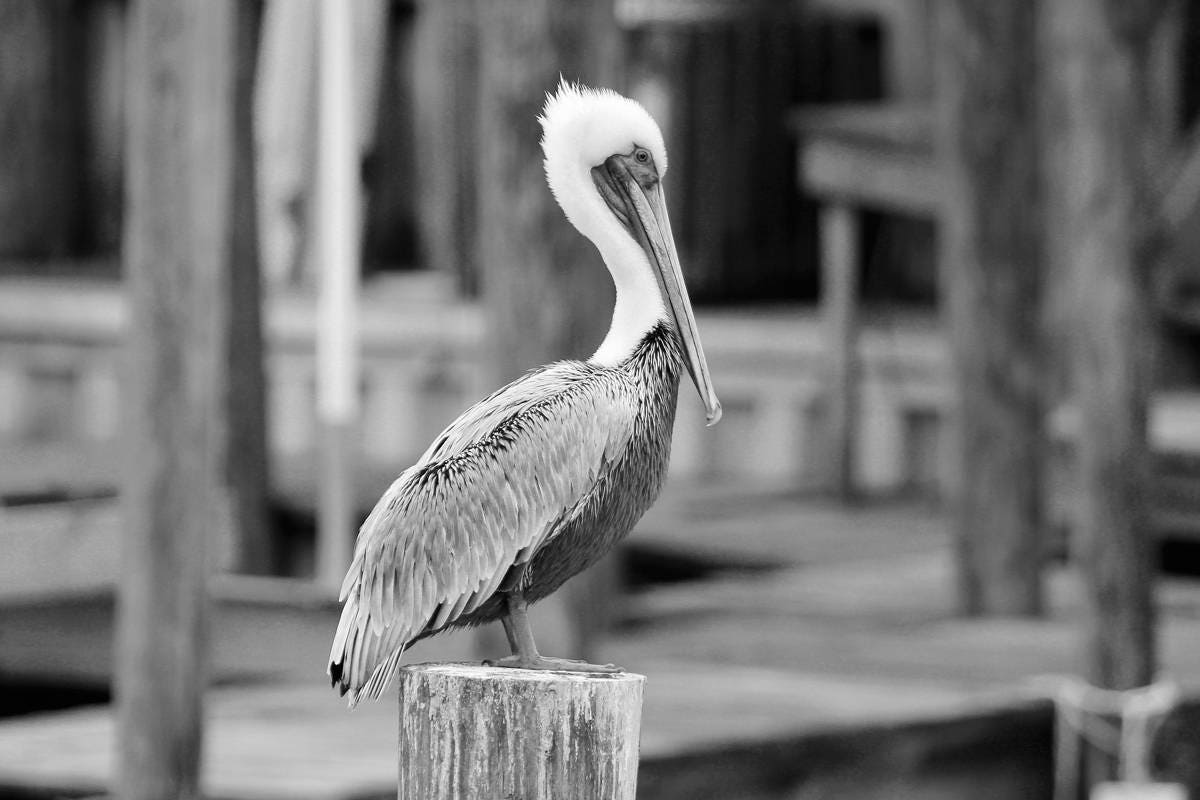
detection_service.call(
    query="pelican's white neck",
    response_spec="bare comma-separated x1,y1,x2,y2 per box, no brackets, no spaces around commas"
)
538,81,671,367
589,239,666,367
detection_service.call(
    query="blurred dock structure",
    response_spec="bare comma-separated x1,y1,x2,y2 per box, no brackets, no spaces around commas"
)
3,0,1200,533
2,275,1199,575
0,272,954,504
3,483,1200,798
4,0,1200,797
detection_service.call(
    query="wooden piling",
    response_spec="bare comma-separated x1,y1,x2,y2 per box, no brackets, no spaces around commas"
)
397,664,644,800
932,0,1046,617
1042,0,1169,692
115,0,233,798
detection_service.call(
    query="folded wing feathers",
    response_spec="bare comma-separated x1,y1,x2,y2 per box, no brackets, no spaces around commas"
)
328,365,632,703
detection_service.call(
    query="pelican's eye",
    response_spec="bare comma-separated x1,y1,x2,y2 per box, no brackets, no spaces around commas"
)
634,148,650,164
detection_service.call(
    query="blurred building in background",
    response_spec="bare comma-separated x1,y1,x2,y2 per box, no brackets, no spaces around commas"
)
0,0,952,521
1,0,1199,640
4,1,1200,798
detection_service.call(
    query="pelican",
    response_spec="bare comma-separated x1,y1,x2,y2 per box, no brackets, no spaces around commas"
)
329,81,721,705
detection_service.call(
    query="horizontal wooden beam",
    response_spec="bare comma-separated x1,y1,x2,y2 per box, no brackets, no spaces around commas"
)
791,104,938,215
800,138,939,215
616,0,789,26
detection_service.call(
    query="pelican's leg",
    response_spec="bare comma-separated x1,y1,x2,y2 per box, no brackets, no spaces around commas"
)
485,591,624,673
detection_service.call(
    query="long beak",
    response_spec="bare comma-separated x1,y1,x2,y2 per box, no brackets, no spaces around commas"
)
602,160,722,425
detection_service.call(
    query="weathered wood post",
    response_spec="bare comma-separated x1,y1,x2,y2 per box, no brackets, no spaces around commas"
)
1043,1,1177,793
398,665,644,800
224,0,273,575
1042,0,1170,692
932,0,1046,616
115,0,233,798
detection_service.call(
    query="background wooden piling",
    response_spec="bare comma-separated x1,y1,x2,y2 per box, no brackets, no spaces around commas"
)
1042,0,1170,691
933,0,1046,618
114,0,233,798
397,664,644,800
474,0,622,660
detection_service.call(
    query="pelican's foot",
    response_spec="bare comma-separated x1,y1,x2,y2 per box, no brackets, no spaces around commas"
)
484,655,625,673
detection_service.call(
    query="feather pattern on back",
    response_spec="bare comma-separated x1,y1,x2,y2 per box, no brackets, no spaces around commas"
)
328,331,682,705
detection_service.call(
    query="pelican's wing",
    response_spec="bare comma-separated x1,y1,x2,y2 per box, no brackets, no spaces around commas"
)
328,362,632,704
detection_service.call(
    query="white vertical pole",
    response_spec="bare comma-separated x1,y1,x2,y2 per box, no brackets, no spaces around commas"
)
315,0,360,589
255,0,317,287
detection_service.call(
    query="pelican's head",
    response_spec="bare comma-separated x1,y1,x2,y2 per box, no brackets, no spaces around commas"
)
540,81,721,425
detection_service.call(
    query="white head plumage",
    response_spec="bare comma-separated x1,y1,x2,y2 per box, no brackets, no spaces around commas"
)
540,81,667,244
535,80,721,424
539,80,671,364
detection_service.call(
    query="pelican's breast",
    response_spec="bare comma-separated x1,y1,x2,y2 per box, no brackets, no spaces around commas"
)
524,322,683,601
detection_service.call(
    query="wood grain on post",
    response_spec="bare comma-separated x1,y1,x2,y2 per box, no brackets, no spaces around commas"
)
115,1,234,798
933,0,1046,617
398,664,644,800
1042,0,1168,691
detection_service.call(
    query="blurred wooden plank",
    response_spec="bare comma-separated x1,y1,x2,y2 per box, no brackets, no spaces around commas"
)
792,103,933,151
616,0,781,26
807,0,917,22
791,103,938,214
